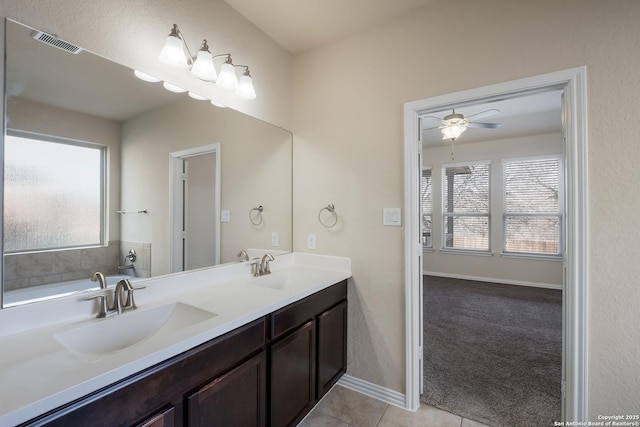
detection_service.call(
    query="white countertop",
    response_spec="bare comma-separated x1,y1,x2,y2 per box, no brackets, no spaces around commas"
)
0,252,351,426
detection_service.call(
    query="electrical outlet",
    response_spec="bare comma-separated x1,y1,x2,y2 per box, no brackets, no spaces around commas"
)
271,232,280,247
221,210,231,223
307,234,317,250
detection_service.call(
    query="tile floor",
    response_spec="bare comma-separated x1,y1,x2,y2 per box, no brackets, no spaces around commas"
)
298,385,491,427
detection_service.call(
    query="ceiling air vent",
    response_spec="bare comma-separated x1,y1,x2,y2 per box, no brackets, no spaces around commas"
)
30,30,83,54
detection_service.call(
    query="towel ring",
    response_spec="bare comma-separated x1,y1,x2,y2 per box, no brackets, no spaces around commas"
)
250,205,264,226
318,204,338,228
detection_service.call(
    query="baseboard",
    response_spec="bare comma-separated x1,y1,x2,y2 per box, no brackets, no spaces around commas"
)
422,271,562,290
337,374,408,409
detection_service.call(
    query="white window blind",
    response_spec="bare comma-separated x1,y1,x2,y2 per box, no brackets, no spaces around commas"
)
503,157,562,256
421,168,433,248
442,162,491,251
4,133,106,253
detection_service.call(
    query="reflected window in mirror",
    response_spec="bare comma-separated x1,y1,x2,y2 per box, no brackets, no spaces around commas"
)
4,131,106,252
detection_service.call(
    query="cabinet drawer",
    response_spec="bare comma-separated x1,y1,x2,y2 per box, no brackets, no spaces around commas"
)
270,280,347,340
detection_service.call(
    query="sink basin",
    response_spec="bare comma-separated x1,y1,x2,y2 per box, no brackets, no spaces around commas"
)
54,302,216,360
249,267,331,291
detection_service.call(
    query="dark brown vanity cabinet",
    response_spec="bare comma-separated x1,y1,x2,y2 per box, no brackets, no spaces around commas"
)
21,280,347,427
269,280,347,427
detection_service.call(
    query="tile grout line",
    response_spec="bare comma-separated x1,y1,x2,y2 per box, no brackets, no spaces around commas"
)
375,404,391,426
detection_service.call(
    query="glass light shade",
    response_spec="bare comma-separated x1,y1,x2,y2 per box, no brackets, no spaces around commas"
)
134,70,161,83
188,91,208,100
441,124,467,140
216,63,238,89
191,50,217,81
210,100,227,108
235,74,256,100
159,35,188,67
162,81,187,93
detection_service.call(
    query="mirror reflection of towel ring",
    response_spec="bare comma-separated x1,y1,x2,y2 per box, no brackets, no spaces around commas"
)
318,204,338,228
250,205,264,226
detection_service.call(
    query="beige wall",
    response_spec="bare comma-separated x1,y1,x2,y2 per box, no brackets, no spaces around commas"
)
121,97,292,276
0,0,292,129
423,133,563,286
292,0,640,416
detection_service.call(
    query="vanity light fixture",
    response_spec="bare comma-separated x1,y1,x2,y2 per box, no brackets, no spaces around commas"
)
156,23,256,100
188,91,208,101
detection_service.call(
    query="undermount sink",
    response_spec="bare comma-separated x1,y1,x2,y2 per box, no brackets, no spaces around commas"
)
54,302,216,360
249,267,330,291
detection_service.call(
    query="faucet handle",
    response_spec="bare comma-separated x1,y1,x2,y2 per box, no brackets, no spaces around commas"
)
122,283,146,310
84,293,112,318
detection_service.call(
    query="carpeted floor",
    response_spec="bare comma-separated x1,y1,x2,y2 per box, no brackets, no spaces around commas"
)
422,275,562,427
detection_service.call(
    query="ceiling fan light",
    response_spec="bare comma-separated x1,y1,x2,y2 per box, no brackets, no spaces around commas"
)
441,124,467,140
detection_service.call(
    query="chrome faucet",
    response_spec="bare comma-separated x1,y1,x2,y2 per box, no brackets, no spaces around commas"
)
84,277,145,318
90,272,108,290
237,250,250,262
260,253,275,275
251,253,275,277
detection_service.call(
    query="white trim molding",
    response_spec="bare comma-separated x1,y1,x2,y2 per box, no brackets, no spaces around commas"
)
337,375,407,409
404,67,588,421
423,271,562,290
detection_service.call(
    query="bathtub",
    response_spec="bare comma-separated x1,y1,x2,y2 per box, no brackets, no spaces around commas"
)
3,275,136,307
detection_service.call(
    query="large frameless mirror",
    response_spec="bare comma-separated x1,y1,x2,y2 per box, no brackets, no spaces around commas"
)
2,19,293,307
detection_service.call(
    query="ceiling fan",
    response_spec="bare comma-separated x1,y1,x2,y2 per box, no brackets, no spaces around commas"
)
422,108,502,159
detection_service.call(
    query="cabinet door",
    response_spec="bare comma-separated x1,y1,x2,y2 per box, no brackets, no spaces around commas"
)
135,406,175,427
270,320,316,427
186,351,267,427
317,301,347,398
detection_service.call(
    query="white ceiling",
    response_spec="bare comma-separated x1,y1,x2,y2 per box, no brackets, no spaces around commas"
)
420,91,563,147
224,0,439,54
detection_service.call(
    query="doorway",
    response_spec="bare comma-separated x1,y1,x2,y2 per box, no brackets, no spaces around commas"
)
403,68,588,421
170,144,221,272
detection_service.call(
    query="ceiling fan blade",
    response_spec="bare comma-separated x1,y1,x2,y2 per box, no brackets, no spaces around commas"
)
421,125,442,131
468,122,502,129
466,108,500,121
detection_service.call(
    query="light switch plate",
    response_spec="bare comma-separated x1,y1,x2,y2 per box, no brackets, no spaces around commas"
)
383,208,402,226
271,232,280,247
221,210,231,223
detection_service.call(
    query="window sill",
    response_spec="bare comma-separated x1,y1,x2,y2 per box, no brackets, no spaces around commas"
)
422,247,435,253
439,249,494,257
501,252,563,261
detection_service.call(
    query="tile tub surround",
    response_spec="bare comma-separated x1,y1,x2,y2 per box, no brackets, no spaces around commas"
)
0,252,351,426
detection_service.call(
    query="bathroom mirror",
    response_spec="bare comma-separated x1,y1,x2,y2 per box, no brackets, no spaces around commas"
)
2,19,292,307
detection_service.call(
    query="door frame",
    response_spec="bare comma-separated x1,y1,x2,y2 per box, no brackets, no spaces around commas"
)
403,67,588,421
170,143,221,272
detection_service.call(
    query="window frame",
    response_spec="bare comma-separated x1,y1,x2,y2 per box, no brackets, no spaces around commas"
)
421,166,433,250
4,129,108,254
501,154,564,259
441,160,492,254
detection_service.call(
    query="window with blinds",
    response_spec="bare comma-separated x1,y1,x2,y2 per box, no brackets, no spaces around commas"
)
421,168,433,248
503,157,562,256
442,162,491,251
